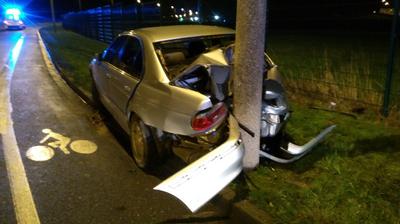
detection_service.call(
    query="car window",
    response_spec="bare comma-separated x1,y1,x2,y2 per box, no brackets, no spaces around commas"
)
119,37,143,77
102,36,127,67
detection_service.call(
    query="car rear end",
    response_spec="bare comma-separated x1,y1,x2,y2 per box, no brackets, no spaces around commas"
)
3,19,25,30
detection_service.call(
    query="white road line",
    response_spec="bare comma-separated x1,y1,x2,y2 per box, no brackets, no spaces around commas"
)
0,35,41,223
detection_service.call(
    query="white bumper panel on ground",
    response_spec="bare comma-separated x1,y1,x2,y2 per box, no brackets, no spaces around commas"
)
154,115,244,212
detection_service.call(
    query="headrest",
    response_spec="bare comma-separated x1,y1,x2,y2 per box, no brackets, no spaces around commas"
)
163,52,185,66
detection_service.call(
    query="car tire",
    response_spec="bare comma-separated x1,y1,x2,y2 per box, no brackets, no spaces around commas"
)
130,115,157,170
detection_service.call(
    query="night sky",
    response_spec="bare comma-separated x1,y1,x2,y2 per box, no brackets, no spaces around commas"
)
0,0,388,27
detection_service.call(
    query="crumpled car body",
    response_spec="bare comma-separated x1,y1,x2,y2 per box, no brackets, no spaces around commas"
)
90,25,334,212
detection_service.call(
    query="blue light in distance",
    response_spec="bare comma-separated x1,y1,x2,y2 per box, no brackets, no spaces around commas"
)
5,8,22,20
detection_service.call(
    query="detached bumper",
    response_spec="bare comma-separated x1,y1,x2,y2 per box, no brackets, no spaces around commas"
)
260,125,336,163
154,115,244,212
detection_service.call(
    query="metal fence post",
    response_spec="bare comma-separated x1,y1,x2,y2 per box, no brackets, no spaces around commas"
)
383,0,399,117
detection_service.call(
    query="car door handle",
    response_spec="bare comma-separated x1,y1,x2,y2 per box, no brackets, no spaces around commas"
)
105,73,111,78
124,85,131,92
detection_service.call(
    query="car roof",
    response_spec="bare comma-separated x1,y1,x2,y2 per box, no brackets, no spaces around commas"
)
127,25,235,43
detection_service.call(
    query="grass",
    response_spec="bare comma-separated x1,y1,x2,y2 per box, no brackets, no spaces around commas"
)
239,104,400,223
39,25,108,93
41,25,400,223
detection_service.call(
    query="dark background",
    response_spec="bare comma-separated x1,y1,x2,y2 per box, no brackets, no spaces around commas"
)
1,0,393,30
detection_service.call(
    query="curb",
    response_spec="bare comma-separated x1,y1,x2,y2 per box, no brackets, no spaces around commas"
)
214,188,272,224
37,27,272,224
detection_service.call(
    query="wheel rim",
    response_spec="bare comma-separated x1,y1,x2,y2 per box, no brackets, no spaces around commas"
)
131,120,147,167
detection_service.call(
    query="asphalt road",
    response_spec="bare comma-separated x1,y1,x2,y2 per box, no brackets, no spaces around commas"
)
0,28,226,224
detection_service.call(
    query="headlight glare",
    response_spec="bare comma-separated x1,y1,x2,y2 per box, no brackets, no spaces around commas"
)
266,113,280,124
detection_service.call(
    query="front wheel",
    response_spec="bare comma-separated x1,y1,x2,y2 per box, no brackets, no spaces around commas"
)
130,115,157,170
91,75,102,109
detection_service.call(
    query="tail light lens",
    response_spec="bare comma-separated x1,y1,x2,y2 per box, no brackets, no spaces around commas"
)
191,102,228,132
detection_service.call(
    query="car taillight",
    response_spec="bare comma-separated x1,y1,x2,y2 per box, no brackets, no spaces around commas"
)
191,102,228,132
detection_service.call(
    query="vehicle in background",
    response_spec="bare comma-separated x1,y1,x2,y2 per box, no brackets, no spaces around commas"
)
1,8,25,30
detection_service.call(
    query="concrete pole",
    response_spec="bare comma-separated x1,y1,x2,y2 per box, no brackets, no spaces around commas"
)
50,0,56,32
233,0,267,169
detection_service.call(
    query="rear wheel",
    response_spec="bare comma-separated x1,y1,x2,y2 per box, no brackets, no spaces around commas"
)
130,115,157,170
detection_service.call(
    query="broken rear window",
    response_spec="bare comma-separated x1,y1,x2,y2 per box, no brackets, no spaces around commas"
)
154,35,235,80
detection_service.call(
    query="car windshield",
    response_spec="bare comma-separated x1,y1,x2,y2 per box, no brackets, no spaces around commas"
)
154,35,235,80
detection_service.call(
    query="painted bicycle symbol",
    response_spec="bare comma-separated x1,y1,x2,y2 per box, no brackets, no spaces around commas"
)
26,129,98,162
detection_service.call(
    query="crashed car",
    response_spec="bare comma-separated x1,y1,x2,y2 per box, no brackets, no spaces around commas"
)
90,25,334,212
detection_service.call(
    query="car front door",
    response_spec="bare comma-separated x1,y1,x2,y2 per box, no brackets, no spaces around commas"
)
107,36,143,117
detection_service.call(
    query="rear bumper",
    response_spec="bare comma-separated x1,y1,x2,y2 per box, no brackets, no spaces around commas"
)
4,25,25,30
154,115,244,212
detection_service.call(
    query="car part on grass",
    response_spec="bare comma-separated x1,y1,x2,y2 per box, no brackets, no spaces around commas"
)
154,115,244,212
259,125,336,163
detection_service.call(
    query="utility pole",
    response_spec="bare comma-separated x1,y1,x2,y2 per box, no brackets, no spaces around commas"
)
110,0,114,6
197,0,202,23
382,0,399,117
78,0,82,11
50,0,56,32
233,0,267,169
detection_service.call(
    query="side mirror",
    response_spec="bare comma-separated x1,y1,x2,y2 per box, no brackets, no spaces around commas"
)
95,53,102,61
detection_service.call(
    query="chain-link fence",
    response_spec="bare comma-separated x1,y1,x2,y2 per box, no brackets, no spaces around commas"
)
63,2,169,43
267,23,399,115
62,1,399,116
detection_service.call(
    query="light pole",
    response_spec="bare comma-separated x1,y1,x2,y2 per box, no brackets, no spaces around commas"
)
50,0,56,32
78,0,82,11
234,0,267,169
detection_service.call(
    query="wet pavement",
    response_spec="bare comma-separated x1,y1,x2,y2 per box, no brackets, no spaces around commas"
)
0,28,226,223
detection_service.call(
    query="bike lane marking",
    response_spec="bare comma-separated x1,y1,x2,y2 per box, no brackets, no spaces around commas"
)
0,34,41,223
25,128,97,162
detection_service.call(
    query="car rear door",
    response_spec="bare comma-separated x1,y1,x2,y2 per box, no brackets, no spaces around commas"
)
107,36,143,115
94,36,127,102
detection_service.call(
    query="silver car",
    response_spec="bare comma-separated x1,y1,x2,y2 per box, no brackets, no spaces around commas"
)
90,25,334,212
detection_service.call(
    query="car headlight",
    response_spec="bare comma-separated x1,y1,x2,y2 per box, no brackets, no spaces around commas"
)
266,113,280,124
18,21,23,25
3,21,10,25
